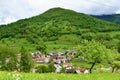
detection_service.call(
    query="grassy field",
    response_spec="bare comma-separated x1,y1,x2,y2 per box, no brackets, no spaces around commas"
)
0,71,120,80
0,31,119,53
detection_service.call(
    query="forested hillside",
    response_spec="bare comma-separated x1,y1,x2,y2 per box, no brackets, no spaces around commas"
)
92,14,120,24
0,8,120,52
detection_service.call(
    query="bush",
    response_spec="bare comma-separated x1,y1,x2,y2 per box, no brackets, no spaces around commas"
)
36,65,48,73
20,47,34,72
1,58,17,71
0,45,18,71
48,64,55,72
61,67,66,73
36,64,55,73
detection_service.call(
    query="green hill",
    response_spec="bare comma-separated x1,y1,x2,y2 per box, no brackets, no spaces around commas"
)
0,8,120,52
92,14,120,24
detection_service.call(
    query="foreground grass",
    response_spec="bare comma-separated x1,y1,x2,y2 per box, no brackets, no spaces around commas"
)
0,71,120,80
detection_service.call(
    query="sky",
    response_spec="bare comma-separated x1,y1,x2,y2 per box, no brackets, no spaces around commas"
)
0,0,120,25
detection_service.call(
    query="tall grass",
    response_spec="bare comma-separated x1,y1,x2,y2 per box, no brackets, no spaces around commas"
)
0,71,120,80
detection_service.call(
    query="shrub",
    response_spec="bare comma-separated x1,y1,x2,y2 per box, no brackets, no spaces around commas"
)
48,64,55,72
20,47,34,72
36,65,48,73
36,64,55,73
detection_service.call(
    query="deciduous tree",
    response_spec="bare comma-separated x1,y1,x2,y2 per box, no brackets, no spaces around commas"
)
76,40,116,73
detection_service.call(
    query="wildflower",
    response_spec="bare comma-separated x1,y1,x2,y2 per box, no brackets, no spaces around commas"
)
12,73,22,80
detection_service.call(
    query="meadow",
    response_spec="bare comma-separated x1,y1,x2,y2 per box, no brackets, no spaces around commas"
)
0,71,120,80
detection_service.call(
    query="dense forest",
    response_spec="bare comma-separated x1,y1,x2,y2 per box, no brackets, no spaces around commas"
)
0,7,120,52
93,14,120,24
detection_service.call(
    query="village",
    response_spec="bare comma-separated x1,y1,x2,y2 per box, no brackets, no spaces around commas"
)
31,49,89,74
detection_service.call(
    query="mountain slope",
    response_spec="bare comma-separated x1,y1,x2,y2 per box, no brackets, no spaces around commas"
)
0,8,120,51
0,8,120,39
92,14,120,24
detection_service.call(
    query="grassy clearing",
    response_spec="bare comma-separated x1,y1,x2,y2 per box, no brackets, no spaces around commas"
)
0,71,120,80
0,31,119,53
71,59,111,69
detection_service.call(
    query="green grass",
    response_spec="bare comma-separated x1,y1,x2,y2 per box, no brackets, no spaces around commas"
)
0,71,120,80
0,31,119,53
71,59,110,69
96,31,120,37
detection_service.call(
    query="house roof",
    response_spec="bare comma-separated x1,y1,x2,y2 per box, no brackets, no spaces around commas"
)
36,58,45,61
53,56,62,59
74,67,80,70
80,68,86,72
63,63,73,67
74,67,87,72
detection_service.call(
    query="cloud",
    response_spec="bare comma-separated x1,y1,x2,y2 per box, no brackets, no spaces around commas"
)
116,10,120,14
0,16,17,24
0,0,120,24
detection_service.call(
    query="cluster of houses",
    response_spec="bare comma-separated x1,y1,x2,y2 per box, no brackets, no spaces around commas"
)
31,49,89,74
31,50,74,64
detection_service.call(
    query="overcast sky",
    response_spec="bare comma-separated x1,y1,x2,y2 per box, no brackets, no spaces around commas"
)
0,0,120,25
